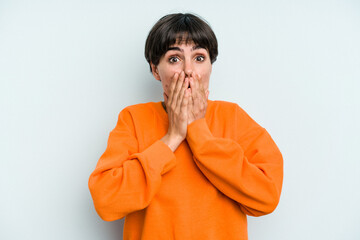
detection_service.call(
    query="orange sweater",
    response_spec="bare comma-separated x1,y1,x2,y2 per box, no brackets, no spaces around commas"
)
88,100,283,240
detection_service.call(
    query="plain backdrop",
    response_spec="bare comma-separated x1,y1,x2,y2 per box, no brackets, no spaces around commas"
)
1,0,359,239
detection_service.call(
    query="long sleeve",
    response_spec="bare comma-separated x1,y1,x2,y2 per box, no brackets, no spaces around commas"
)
88,107,176,221
186,105,283,217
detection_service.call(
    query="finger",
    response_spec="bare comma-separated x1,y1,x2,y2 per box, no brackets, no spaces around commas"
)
171,71,185,106
194,73,202,97
194,73,207,103
163,92,168,104
181,88,190,113
189,73,196,90
194,73,200,92
175,71,186,99
190,77,200,108
168,72,180,104
189,77,195,93
188,87,194,110
195,76,207,113
177,77,189,109
187,88,194,122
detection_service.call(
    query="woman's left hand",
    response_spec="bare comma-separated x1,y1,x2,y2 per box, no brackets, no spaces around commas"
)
187,73,209,125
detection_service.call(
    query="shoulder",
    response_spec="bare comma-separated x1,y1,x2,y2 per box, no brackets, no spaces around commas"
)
209,100,245,113
208,100,257,123
119,102,164,126
124,101,156,111
115,102,160,126
120,102,159,116
208,100,263,133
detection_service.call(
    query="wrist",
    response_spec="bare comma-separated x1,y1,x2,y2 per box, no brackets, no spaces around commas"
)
161,133,183,152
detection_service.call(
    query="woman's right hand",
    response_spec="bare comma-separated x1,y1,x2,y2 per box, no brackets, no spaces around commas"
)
161,71,190,152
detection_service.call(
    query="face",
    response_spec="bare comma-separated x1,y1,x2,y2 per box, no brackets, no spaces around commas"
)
151,41,212,97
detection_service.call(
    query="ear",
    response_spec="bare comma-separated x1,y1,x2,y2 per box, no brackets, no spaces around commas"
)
151,63,161,81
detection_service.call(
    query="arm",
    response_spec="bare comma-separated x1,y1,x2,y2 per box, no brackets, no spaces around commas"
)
186,114,283,217
88,109,176,221
89,71,190,221
186,73,283,216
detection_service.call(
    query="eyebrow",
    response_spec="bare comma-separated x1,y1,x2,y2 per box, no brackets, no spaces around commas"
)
166,45,205,52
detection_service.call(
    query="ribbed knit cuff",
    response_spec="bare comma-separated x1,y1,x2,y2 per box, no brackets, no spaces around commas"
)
141,140,177,175
186,118,213,148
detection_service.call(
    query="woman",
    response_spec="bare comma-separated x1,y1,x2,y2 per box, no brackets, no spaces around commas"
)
89,13,283,239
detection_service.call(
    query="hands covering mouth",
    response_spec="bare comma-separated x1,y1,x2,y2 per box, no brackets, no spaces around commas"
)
161,71,208,152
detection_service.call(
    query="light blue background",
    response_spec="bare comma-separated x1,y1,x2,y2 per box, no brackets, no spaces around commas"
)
1,0,359,239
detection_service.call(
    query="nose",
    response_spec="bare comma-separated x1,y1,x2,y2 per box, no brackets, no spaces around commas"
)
183,59,193,78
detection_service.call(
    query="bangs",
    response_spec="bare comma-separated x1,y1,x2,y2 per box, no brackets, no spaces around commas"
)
145,13,218,71
164,19,212,48
158,15,215,57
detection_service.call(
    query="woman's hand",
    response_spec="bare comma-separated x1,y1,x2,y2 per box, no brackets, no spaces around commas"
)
161,71,191,152
187,73,209,125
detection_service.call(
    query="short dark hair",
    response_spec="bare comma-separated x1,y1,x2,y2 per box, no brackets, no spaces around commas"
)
145,13,218,72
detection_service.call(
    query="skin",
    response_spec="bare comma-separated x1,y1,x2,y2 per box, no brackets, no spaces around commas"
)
151,41,212,151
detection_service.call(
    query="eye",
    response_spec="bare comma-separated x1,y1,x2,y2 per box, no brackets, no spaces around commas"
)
169,56,180,63
195,55,205,62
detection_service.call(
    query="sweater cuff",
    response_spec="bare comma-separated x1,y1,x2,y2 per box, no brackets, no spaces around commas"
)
141,140,177,175
187,118,213,147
